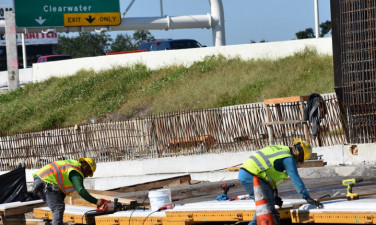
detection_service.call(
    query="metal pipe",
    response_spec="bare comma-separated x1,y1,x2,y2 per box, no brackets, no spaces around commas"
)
160,0,164,17
314,0,319,38
21,32,26,69
210,0,225,46
122,0,136,17
0,15,212,33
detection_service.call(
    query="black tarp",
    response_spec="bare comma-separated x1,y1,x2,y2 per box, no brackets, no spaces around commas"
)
0,165,29,203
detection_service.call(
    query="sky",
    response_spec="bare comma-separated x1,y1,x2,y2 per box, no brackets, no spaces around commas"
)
115,0,332,46
3,0,331,47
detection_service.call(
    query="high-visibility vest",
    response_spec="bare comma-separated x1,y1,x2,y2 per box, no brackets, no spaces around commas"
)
33,160,84,195
241,145,292,189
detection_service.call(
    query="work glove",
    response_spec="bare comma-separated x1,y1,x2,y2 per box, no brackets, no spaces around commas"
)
274,195,283,208
305,197,323,209
216,194,229,201
272,188,283,208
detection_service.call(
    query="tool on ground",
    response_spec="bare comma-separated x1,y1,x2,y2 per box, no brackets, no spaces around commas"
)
216,183,235,201
342,178,363,200
221,183,235,195
96,198,123,213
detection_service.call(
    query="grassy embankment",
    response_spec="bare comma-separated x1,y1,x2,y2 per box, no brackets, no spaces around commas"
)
0,48,334,132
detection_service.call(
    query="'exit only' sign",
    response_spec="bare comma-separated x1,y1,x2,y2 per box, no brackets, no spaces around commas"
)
14,0,121,27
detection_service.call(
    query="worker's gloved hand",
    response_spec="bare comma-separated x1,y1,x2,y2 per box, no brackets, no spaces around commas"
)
305,197,323,209
274,196,283,208
97,198,107,208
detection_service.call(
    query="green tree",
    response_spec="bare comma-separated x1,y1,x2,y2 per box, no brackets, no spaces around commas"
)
109,30,155,52
319,20,331,37
54,32,112,57
132,30,155,47
111,33,134,52
296,21,332,39
296,28,315,39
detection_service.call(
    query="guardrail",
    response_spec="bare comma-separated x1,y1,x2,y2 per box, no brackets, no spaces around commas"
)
0,93,346,171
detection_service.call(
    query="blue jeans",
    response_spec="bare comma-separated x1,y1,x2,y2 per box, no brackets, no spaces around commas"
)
240,178,280,225
33,178,66,225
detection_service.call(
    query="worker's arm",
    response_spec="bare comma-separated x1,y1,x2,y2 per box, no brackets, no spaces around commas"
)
69,171,98,205
282,157,310,199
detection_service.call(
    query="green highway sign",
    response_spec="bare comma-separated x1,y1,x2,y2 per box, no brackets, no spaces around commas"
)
14,0,120,27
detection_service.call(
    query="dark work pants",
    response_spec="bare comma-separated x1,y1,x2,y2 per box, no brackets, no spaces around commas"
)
33,178,66,225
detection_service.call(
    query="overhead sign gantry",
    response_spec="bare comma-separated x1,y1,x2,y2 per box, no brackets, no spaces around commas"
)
14,0,121,27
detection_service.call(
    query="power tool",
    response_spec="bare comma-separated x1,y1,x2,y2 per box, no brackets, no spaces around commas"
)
216,183,236,200
96,198,123,213
342,178,363,200
221,183,235,195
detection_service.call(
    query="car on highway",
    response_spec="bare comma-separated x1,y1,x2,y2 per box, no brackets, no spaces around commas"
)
156,39,204,51
138,40,163,51
37,54,72,63
138,39,204,52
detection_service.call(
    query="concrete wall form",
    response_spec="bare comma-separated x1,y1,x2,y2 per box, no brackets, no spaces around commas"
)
19,143,376,190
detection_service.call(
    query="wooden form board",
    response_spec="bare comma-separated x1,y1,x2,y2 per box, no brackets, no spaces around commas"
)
0,200,45,217
264,96,309,105
0,216,46,225
263,95,311,145
110,174,192,193
66,192,137,207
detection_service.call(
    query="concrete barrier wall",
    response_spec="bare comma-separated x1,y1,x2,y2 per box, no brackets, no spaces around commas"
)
0,38,332,88
31,37,333,83
0,68,33,88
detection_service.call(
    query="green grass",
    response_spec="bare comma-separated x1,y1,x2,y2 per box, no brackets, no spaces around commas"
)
0,48,334,132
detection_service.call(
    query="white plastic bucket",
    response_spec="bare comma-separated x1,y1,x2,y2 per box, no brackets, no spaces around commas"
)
148,189,172,211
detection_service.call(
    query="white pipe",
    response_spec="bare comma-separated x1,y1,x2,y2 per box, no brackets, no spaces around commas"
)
0,15,211,33
314,0,319,38
21,33,26,69
210,0,225,46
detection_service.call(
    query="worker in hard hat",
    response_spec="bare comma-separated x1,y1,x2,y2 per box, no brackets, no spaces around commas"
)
32,158,106,225
238,138,323,225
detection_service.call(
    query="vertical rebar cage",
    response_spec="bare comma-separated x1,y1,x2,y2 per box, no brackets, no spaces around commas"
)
331,0,376,143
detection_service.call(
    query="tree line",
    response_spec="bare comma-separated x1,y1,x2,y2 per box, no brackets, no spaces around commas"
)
54,20,332,57
53,30,155,58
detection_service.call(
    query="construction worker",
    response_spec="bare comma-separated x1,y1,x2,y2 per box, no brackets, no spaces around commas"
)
238,138,323,225
32,158,106,225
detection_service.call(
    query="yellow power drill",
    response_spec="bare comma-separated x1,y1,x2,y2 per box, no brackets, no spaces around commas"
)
342,178,363,200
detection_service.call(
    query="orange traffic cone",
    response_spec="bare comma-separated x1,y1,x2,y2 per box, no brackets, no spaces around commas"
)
253,176,275,225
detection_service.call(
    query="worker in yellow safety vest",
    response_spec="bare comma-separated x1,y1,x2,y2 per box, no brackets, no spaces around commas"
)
32,158,106,225
238,138,323,225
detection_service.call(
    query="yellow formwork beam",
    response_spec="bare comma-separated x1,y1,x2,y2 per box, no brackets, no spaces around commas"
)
166,208,290,223
291,210,376,224
33,207,95,224
95,216,165,225
95,208,293,225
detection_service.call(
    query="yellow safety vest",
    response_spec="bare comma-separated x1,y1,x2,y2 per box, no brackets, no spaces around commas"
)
241,145,292,189
33,160,84,195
